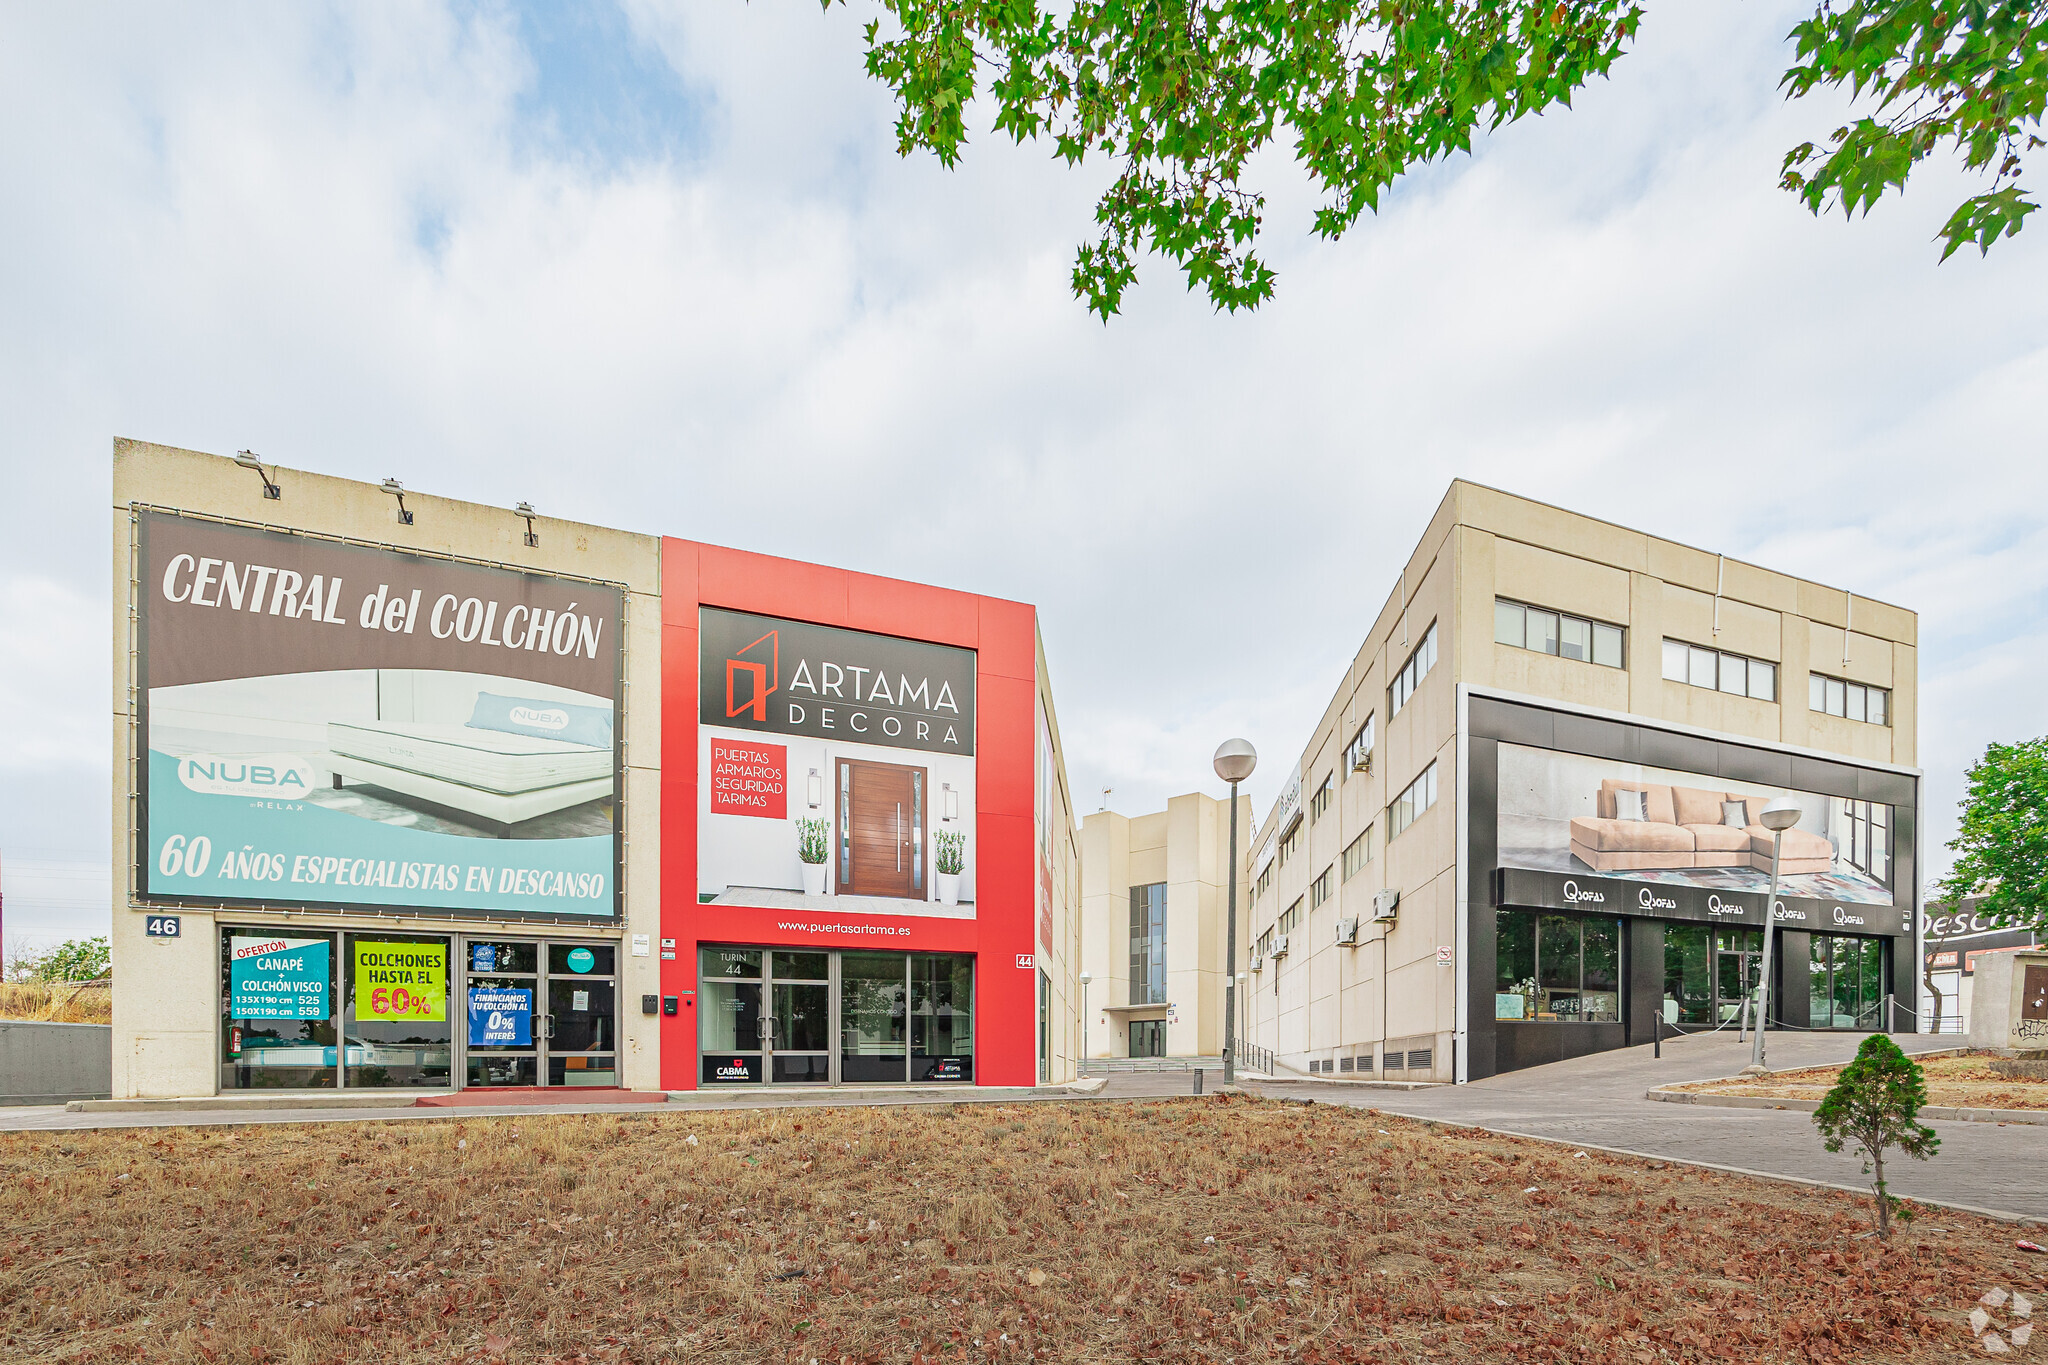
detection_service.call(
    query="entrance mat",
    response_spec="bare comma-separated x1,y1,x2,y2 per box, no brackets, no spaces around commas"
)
414,1088,668,1107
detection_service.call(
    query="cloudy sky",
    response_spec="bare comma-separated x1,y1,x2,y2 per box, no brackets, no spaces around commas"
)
2,2,2043,956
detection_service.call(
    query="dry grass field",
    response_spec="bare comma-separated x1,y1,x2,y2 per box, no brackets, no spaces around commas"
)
2,1095,2042,1364
1675,1051,2048,1111
0,979,112,1025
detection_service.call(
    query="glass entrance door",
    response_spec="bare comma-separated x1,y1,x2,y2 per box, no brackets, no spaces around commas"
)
768,951,830,1083
463,938,617,1088
546,943,617,1086
1714,929,1763,1024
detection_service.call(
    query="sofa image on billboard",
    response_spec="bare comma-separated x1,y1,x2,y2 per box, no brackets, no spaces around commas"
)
1568,779,1833,875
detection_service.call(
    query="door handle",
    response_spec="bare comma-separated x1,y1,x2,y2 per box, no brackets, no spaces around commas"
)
896,803,903,871
544,1013,556,1040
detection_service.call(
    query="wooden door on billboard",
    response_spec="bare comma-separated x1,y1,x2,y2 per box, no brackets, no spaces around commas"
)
838,759,925,899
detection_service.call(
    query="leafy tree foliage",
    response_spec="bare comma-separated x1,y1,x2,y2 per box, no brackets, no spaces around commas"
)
831,0,2044,315
5,936,112,984
1811,1033,1939,1240
1782,1,2047,261
1934,736,2048,936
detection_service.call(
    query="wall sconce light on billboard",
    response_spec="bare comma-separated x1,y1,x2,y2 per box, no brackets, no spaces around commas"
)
807,768,823,809
943,783,959,821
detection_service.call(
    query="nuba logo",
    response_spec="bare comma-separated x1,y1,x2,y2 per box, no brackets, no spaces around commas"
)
509,706,569,731
178,754,317,798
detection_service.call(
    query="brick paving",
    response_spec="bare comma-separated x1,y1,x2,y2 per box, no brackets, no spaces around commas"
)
1252,1030,2048,1223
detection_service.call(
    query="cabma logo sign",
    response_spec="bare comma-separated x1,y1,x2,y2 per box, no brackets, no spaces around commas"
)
701,607,977,757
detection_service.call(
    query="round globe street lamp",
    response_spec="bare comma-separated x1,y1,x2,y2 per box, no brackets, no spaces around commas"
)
1747,794,1804,1075
1079,971,1092,1070
1214,738,1257,1086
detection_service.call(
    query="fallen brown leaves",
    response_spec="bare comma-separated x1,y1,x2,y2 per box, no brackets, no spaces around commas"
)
1,1096,2041,1363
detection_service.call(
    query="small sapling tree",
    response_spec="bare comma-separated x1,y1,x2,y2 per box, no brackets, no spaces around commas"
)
1812,1034,1940,1240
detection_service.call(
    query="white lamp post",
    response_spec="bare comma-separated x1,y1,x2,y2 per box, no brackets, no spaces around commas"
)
1213,738,1257,1085
1079,970,1092,1064
1747,794,1804,1074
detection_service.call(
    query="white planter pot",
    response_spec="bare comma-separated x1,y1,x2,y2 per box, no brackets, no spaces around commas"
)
936,871,960,906
801,861,828,896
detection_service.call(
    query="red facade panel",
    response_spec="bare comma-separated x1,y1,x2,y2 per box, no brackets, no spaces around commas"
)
660,537,1040,1090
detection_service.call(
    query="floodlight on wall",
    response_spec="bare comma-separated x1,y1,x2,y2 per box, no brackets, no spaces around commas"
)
234,450,281,501
381,479,414,526
943,782,959,821
515,501,539,548
807,769,823,810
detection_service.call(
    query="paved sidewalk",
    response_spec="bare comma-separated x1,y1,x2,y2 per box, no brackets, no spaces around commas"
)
1253,1031,2048,1223
0,1073,1205,1133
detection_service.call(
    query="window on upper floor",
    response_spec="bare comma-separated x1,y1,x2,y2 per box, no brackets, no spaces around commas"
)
1310,865,1334,909
1809,673,1889,726
1309,775,1334,822
1494,599,1624,669
1127,882,1167,1006
1255,862,1274,901
1256,927,1273,959
1343,715,1375,778
1280,900,1303,935
1662,638,1777,702
1342,827,1374,881
1278,820,1302,867
1389,762,1438,839
1388,622,1438,717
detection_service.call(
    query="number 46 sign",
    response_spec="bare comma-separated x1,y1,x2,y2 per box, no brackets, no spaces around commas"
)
354,942,447,1022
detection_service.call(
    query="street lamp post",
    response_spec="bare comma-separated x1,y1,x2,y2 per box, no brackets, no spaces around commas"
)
1079,971,1092,1066
1747,794,1805,1075
1214,738,1257,1086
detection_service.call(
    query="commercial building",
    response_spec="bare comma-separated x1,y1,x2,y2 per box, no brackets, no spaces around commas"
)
1241,481,1921,1081
110,440,1081,1098
1922,898,2044,1034
1077,792,1251,1059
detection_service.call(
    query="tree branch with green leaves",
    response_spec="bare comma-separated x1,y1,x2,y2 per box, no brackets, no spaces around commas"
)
827,0,2044,316
1935,736,2048,936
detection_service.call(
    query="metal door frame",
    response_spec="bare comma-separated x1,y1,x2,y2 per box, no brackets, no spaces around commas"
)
455,934,619,1088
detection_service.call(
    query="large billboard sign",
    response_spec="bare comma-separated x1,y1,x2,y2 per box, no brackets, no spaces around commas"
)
1493,740,1910,933
697,607,977,914
137,511,622,919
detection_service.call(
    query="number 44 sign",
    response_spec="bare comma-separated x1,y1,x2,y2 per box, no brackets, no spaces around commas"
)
354,941,447,1022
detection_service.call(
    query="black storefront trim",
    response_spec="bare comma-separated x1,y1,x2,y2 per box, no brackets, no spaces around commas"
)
1464,696,1920,1080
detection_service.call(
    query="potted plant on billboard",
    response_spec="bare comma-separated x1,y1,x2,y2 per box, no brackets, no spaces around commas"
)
935,829,966,905
797,817,829,896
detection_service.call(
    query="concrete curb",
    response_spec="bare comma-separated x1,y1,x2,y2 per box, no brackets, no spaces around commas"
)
69,1092,441,1113
1647,1087,2048,1125
1253,1077,1446,1092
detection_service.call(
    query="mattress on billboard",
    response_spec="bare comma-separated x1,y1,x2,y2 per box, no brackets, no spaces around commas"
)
137,510,623,919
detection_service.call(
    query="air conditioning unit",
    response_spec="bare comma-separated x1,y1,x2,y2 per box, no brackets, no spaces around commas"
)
1351,750,1373,775
1249,954,1264,973
1335,916,1360,946
1370,889,1400,922
1270,934,1290,959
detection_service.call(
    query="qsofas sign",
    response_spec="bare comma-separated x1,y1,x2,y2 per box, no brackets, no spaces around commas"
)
137,511,623,919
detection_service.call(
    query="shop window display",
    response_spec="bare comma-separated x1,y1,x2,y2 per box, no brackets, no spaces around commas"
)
1494,909,1623,1021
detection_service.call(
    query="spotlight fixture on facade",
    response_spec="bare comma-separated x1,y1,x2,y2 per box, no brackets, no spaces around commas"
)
807,768,823,810
234,450,281,500
943,782,959,821
515,501,539,548
381,478,413,526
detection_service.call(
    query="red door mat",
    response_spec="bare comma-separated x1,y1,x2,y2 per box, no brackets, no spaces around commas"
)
415,1088,669,1107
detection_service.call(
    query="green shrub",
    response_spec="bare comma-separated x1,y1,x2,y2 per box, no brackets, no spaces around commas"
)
1811,1034,1940,1240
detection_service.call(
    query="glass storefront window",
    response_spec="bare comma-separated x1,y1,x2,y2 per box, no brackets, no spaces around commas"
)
466,938,540,1089
911,954,974,1082
1494,911,1536,1019
841,951,908,1083
701,947,764,1084
344,934,452,1089
1664,923,1712,1024
221,928,337,1089
1494,909,1622,1023
773,951,828,980
1809,935,1886,1029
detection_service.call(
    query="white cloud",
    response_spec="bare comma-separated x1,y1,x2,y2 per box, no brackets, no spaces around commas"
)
0,0,2041,941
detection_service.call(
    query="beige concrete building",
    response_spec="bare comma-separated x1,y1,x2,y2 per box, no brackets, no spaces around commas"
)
109,440,1084,1098
1078,793,1251,1059
1242,481,1921,1082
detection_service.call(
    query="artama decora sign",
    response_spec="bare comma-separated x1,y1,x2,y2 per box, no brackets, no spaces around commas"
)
137,511,622,919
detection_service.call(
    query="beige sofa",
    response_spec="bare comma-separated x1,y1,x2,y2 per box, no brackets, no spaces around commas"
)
1569,779,1832,875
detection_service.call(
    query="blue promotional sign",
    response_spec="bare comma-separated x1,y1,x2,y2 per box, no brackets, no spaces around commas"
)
468,985,533,1046
471,943,498,973
229,935,330,1020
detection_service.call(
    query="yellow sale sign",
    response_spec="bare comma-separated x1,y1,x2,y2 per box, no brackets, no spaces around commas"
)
354,941,446,1022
